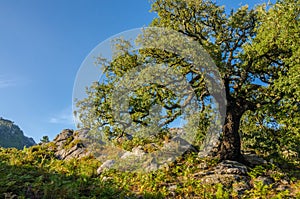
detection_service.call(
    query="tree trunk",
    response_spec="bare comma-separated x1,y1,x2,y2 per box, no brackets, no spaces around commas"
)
218,104,245,163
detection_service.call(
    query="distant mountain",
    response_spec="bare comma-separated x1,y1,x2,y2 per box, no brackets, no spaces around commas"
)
0,117,36,149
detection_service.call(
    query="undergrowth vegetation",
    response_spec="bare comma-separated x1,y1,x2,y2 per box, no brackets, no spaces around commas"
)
0,143,299,198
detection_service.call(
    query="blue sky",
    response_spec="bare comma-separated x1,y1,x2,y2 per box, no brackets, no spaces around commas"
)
0,0,272,142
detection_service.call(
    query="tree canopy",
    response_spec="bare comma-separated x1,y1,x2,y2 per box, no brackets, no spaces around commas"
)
241,0,300,159
76,0,299,162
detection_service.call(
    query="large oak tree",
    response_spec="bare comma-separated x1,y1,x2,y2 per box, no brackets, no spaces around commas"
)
77,0,299,163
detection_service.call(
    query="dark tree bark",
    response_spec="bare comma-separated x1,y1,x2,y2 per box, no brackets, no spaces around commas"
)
217,100,252,164
219,108,242,160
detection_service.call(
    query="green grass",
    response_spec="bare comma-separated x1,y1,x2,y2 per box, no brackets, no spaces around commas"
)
0,145,299,198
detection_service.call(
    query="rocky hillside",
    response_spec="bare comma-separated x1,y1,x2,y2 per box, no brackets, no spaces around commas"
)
49,129,297,196
0,128,299,198
0,117,36,149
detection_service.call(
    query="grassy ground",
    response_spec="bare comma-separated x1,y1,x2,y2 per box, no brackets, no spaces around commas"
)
0,144,299,199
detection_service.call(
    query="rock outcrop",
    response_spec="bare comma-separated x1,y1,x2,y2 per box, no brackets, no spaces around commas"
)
194,160,251,195
97,160,115,174
0,117,36,149
52,129,90,160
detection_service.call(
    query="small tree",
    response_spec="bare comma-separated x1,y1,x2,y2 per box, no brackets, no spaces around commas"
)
40,136,50,144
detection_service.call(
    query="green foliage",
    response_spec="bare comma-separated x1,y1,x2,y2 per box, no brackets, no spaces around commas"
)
241,0,300,162
243,181,290,199
0,146,128,198
76,0,299,161
248,165,267,178
216,184,230,199
64,138,82,150
40,135,50,144
1,146,299,198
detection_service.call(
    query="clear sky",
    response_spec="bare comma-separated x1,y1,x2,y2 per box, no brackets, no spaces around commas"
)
0,0,272,143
